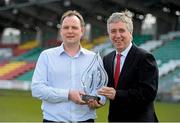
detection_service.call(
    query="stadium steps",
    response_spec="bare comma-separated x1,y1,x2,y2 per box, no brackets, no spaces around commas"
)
8,47,42,80
97,34,152,57
0,43,18,49
15,70,34,81
139,40,163,52
81,39,94,50
13,47,43,61
159,67,180,93
13,40,39,56
81,36,109,50
0,61,35,80
92,36,108,46
45,39,62,47
0,61,9,67
0,46,42,80
153,38,180,67
133,34,152,46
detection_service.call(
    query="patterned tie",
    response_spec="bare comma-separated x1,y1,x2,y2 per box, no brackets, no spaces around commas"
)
114,54,121,89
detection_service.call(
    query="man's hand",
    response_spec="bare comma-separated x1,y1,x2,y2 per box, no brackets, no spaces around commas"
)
98,87,116,100
68,89,86,105
87,99,103,109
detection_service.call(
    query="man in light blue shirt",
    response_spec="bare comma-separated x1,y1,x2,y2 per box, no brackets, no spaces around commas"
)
31,10,106,122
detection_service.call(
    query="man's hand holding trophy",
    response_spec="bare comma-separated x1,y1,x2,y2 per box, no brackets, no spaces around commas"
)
81,53,108,106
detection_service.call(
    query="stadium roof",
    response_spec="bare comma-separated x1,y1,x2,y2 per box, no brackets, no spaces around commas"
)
0,0,180,33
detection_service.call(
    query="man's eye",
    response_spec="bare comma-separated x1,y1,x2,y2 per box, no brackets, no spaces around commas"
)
119,29,125,33
111,30,116,33
72,26,78,29
63,26,69,29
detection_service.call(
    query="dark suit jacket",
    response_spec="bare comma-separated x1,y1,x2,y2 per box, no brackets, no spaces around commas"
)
103,44,159,122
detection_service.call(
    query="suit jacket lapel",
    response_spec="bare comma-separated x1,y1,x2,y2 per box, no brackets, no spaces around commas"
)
110,51,116,75
118,45,137,88
108,51,116,87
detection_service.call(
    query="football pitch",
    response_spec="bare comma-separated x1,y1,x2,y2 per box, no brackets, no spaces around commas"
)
0,89,180,122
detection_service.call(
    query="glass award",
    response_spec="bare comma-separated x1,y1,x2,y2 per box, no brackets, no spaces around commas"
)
81,53,108,102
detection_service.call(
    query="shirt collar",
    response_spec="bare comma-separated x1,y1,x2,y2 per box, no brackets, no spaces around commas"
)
59,44,65,55
59,43,86,56
116,42,132,57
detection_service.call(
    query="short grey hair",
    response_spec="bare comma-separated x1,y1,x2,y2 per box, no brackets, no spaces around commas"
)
107,10,133,34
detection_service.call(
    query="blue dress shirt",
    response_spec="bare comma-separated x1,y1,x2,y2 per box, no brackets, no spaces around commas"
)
31,44,106,122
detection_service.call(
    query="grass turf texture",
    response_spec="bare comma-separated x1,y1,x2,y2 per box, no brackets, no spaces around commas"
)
0,89,180,122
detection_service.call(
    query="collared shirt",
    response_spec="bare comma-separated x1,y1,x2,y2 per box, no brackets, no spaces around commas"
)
114,42,132,73
31,44,106,122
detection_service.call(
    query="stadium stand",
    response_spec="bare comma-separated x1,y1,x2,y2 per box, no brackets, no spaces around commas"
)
0,0,180,102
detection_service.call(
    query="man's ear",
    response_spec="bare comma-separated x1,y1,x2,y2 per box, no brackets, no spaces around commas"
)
81,26,85,34
81,27,85,39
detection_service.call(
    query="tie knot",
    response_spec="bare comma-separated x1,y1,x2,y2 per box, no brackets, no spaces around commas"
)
116,54,121,59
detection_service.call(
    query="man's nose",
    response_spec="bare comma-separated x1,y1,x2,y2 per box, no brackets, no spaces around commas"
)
67,27,73,32
116,32,122,37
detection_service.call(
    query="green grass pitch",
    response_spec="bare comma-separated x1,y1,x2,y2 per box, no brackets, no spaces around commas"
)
0,89,180,122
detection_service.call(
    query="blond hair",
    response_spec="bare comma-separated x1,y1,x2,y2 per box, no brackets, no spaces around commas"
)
60,10,85,28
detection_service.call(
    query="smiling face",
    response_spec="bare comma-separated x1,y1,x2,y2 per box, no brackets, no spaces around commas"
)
108,21,132,53
60,15,84,45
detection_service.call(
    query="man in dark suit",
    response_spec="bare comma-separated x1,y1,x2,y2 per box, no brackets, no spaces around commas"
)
98,10,159,122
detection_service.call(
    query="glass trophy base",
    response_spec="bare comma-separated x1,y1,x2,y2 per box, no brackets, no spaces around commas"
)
82,95,100,102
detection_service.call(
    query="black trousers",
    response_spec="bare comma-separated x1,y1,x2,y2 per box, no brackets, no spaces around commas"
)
43,119,94,123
